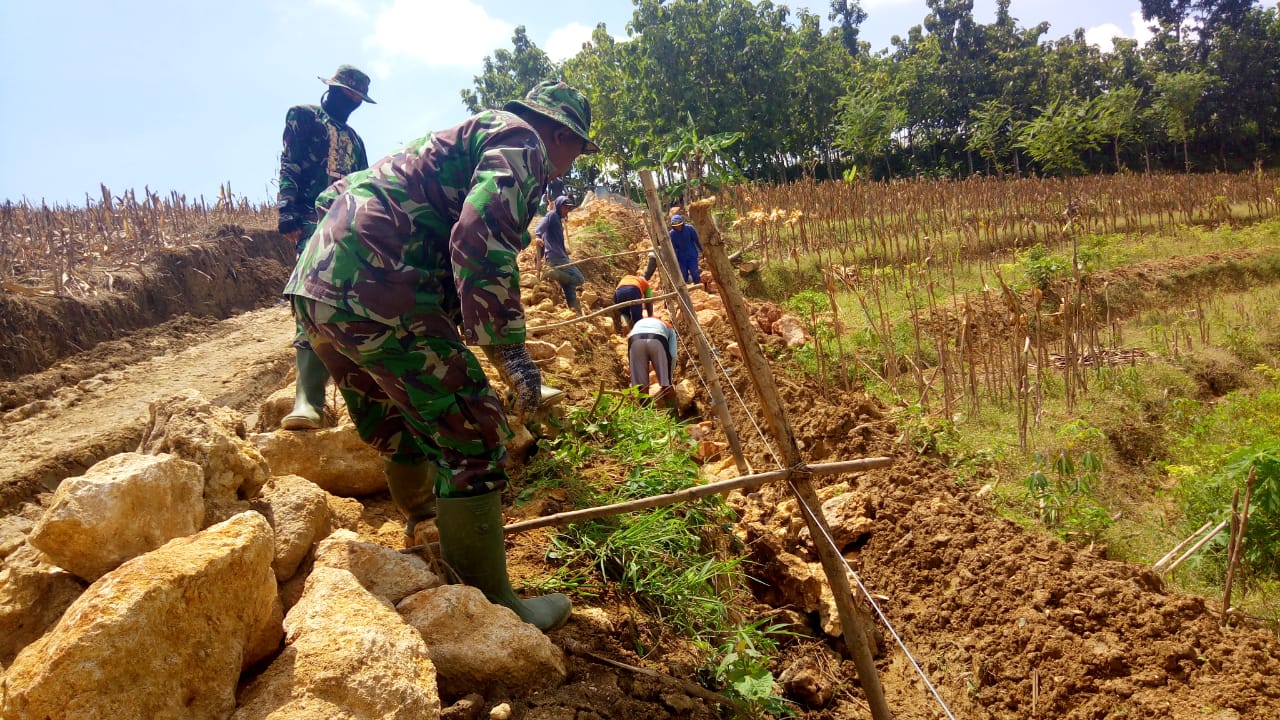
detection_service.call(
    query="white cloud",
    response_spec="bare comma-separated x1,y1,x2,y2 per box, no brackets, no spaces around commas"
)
545,22,596,63
1085,11,1157,51
313,0,367,20
1084,22,1125,49
366,0,512,70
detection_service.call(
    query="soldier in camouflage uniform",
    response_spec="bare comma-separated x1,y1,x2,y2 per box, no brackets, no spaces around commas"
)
277,64,373,431
285,81,598,631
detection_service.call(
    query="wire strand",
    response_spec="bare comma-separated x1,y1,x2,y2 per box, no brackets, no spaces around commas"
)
788,481,958,720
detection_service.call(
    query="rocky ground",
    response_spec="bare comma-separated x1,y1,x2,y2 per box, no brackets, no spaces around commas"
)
2,195,1279,719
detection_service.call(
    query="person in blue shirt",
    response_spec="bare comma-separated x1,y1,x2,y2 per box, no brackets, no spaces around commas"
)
627,313,678,405
535,195,584,315
669,214,702,284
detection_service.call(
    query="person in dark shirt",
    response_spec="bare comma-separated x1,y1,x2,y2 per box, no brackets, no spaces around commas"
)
535,195,584,315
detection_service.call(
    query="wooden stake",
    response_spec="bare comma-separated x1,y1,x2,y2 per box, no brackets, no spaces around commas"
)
528,289,682,333
561,639,745,713
1158,518,1229,576
1154,520,1212,572
685,194,893,720
638,171,748,474
502,458,893,534
1221,466,1258,625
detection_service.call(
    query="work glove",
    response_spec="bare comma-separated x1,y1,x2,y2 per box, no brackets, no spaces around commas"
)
481,343,542,416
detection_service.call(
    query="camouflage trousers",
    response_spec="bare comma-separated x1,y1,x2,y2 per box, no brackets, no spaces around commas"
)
292,222,318,350
291,295,512,498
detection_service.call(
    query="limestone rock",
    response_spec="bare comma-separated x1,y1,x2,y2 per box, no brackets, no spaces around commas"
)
2,512,282,720
252,474,333,582
252,426,385,496
0,542,86,667
774,315,809,348
398,584,567,696
233,566,439,720
29,452,204,581
138,390,270,514
526,340,560,362
326,494,366,532
695,309,723,331
506,421,537,465
675,378,698,411
0,513,36,562
812,491,875,553
314,529,440,605
252,384,347,433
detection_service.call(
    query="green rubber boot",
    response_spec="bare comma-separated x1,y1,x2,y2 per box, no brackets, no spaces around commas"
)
437,491,571,631
282,347,330,430
384,459,438,538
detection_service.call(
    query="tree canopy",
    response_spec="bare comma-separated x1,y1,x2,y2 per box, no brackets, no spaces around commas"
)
462,0,1280,185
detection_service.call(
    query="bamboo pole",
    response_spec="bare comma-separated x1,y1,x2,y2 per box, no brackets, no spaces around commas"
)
638,171,748,474
503,458,893,534
685,195,893,720
1221,466,1257,625
1154,520,1212,571
562,639,745,713
528,290,682,333
1158,518,1230,576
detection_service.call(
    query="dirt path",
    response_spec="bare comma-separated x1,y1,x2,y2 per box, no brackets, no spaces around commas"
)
0,305,294,511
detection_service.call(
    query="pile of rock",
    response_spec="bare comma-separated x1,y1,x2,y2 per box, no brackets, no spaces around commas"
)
1,390,565,719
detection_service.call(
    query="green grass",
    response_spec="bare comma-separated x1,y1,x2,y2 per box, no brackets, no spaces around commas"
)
516,391,796,716
755,214,1280,622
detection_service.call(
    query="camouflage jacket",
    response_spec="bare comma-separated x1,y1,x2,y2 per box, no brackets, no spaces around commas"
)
284,110,549,347
277,104,368,234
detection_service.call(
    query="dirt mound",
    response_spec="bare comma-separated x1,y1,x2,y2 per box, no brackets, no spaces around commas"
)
0,225,290,383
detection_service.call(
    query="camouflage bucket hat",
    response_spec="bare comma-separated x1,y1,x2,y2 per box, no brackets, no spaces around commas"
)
505,81,599,154
319,64,376,104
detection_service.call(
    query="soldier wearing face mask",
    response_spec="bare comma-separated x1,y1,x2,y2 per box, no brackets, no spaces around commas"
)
277,64,374,431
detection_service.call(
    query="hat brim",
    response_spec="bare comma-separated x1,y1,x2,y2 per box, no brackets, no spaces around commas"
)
318,76,376,104
505,99,599,153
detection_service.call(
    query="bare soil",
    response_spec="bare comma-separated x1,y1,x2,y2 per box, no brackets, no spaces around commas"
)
2,206,1278,719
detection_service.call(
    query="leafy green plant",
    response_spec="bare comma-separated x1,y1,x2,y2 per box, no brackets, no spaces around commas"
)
1023,420,1112,538
1017,244,1070,291
699,620,797,718
521,393,792,714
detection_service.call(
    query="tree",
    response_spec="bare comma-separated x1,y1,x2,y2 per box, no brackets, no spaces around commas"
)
835,85,905,178
1140,0,1256,41
1092,86,1144,172
828,0,867,57
661,114,744,199
1016,98,1104,176
460,26,557,113
966,99,1016,176
1152,70,1217,171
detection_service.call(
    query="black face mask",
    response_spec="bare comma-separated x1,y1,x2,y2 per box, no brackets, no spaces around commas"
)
321,90,361,123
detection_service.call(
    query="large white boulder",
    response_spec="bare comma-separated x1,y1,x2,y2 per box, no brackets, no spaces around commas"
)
252,474,333,582
29,452,204,581
398,584,567,696
233,566,439,720
138,389,270,522
1,512,282,720
251,426,385,496
313,529,440,605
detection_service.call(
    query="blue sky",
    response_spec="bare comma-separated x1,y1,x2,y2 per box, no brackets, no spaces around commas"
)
0,0,1155,205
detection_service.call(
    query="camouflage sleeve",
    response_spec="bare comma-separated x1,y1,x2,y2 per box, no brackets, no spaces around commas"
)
452,131,546,347
353,132,369,172
278,106,318,234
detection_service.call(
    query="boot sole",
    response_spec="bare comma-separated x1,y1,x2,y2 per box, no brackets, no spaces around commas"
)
281,415,321,430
